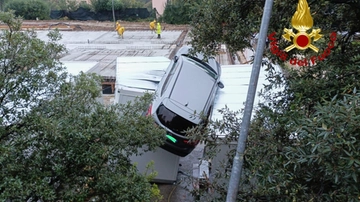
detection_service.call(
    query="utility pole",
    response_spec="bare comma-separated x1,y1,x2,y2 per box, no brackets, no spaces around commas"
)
112,0,116,28
226,0,274,201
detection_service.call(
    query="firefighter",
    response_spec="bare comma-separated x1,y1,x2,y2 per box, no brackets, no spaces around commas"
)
115,21,120,33
118,26,125,39
115,22,125,39
149,19,156,33
156,22,161,39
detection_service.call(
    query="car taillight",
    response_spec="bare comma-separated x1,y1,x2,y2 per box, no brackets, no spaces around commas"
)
146,104,152,116
183,139,200,146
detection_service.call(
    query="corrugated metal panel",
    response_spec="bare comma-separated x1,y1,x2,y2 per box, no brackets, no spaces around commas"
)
61,61,98,76
211,65,269,123
114,57,170,104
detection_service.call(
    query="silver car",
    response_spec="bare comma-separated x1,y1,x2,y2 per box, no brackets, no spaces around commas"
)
146,46,224,157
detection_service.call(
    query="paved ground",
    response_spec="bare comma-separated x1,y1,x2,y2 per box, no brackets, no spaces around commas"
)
32,20,255,202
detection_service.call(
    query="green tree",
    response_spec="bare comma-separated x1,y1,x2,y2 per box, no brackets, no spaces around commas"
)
189,0,263,55
187,0,360,201
0,11,165,201
122,0,143,8
4,0,50,20
90,0,123,12
89,0,149,12
46,0,85,11
0,0,10,11
188,0,360,57
162,0,202,24
66,0,81,11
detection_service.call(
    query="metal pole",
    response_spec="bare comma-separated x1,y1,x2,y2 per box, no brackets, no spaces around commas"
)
226,0,274,201
112,0,116,28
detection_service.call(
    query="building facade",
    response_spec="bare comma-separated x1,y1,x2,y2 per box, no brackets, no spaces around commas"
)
152,0,167,15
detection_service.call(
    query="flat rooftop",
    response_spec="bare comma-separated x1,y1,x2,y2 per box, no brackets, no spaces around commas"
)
36,30,185,78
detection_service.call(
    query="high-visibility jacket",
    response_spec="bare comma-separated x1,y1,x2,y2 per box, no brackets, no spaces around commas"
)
149,20,156,30
156,23,161,34
115,23,120,31
117,27,125,36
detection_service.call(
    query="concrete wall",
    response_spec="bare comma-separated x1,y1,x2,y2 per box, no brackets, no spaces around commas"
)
152,0,167,15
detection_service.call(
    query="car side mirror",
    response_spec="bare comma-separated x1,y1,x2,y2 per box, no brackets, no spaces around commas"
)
174,56,178,62
218,81,224,89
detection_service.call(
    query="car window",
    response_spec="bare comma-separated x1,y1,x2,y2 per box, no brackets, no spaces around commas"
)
156,104,196,136
161,61,179,96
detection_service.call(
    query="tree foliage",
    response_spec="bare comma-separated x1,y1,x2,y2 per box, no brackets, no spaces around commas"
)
189,0,263,55
187,0,360,201
162,0,199,25
189,0,360,57
0,0,10,11
44,0,91,11
0,11,165,201
90,0,123,12
89,0,148,12
4,0,50,20
239,91,360,201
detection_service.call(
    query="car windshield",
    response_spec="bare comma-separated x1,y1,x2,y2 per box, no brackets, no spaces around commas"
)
183,55,218,79
156,104,196,136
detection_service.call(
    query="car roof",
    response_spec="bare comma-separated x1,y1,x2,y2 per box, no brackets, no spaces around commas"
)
168,56,215,113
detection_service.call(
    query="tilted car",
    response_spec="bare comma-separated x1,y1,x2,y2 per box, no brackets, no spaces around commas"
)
146,46,224,157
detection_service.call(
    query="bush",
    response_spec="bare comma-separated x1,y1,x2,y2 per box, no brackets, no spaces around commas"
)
4,0,50,20
239,92,360,201
0,11,165,201
186,92,360,201
162,0,193,24
90,0,124,12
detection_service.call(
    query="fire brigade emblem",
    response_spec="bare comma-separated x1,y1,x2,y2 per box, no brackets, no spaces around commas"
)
282,0,323,52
